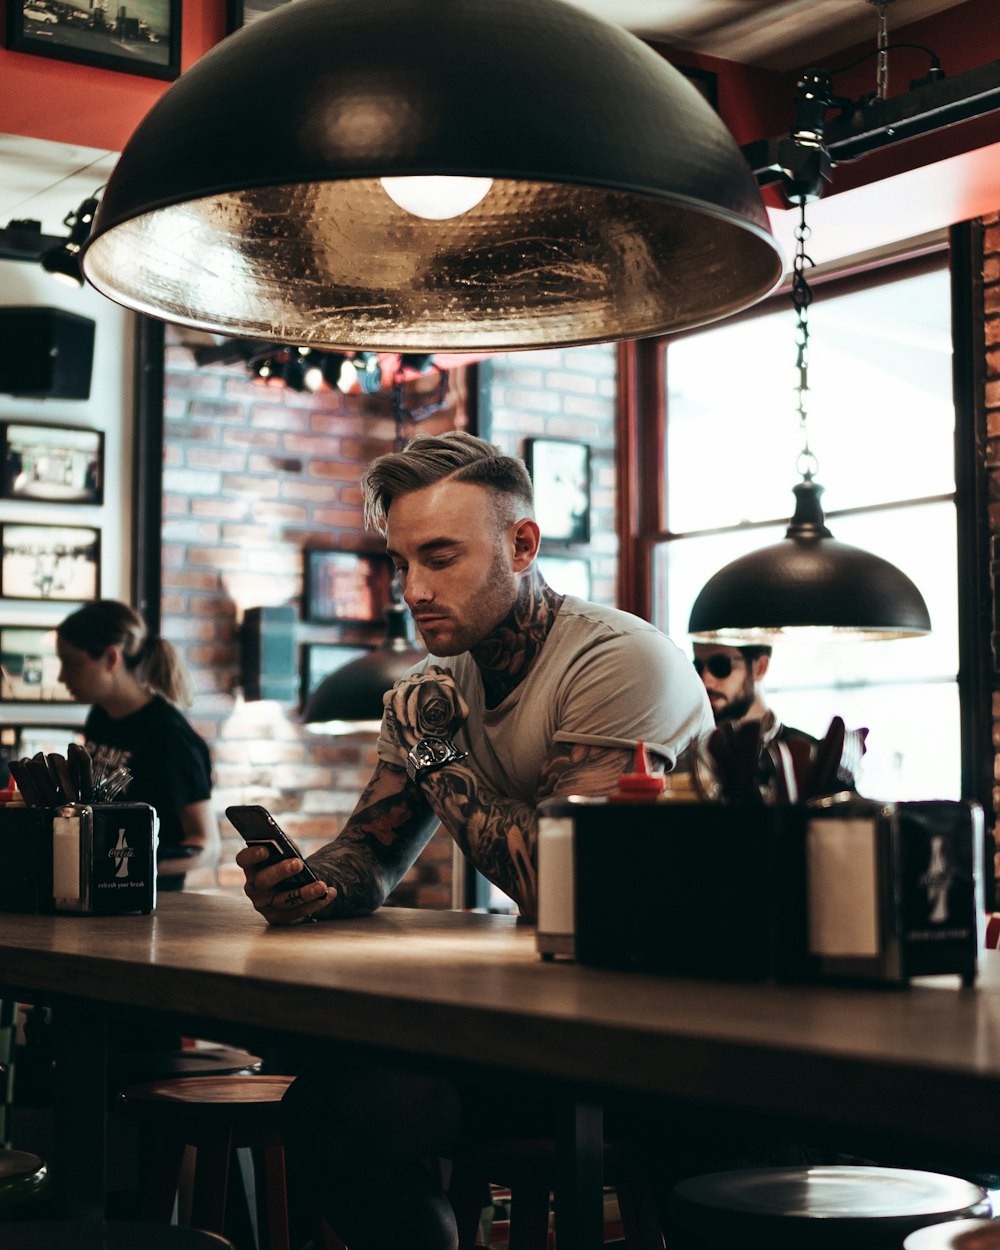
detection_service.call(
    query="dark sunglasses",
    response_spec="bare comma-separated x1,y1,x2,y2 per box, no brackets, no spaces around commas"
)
693,654,745,679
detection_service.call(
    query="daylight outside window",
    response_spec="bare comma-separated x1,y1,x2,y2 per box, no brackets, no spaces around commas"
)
653,258,959,801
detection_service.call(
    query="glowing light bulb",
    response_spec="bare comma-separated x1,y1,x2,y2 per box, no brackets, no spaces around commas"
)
380,176,493,220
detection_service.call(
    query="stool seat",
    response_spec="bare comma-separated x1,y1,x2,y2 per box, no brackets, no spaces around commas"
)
0,1221,234,1249
0,1148,47,1207
111,1046,262,1086
905,1220,1000,1249
669,1166,990,1248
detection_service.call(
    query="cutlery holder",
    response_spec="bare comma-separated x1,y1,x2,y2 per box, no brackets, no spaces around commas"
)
0,802,158,915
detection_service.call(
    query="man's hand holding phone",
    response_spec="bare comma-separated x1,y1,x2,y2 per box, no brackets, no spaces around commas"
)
229,805,336,926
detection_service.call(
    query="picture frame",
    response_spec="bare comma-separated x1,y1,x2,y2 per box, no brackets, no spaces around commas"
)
537,554,592,599
5,0,181,80
525,438,591,545
0,627,74,703
302,643,372,703
304,551,394,625
0,524,100,602
226,0,294,31
0,422,103,505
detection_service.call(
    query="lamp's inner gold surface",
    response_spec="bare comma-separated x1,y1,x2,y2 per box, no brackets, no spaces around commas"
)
84,179,781,351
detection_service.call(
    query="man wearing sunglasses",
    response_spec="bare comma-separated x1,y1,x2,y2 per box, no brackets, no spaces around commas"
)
692,642,774,724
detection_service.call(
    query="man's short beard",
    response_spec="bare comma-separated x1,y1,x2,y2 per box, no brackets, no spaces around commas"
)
714,691,755,723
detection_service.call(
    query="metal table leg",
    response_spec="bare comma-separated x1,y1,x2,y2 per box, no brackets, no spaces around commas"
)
52,1003,107,1218
554,1099,604,1250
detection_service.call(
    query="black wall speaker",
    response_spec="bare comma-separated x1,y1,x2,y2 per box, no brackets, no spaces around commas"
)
242,605,299,703
0,306,96,400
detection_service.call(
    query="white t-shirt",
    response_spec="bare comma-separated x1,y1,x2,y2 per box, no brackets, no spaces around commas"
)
377,596,713,804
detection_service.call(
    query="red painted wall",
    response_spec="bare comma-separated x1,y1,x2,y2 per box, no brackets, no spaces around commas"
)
0,0,225,150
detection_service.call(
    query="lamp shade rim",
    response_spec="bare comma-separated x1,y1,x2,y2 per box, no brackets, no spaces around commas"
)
687,534,933,638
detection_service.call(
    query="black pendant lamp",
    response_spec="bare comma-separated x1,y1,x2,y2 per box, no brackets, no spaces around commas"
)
688,202,931,643
81,0,782,352
304,598,424,734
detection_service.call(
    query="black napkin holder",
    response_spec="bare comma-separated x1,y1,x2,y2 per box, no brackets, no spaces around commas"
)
0,802,157,915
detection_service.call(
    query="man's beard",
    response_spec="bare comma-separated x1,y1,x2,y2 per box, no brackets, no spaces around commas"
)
714,689,755,723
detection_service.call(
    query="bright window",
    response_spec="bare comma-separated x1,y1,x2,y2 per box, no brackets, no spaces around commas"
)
654,258,960,800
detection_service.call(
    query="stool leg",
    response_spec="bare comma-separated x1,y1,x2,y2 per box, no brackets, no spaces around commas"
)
190,1128,233,1235
615,1174,664,1250
509,1179,551,1250
258,1142,291,1250
137,1124,187,1223
447,1160,491,1250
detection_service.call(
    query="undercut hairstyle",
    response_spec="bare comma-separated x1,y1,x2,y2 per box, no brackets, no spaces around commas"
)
739,644,773,663
58,599,194,708
361,431,535,535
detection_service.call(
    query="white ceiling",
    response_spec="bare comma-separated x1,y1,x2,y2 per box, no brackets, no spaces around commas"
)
570,0,968,71
0,0,973,242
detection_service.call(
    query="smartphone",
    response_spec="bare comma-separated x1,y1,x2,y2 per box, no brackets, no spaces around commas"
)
226,804,320,891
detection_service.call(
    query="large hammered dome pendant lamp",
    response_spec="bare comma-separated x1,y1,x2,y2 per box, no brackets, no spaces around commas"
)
81,0,783,352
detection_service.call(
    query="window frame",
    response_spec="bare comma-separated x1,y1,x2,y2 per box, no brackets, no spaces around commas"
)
615,226,993,833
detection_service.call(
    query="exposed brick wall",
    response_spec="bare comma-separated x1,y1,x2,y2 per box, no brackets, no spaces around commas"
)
160,333,617,904
486,345,618,605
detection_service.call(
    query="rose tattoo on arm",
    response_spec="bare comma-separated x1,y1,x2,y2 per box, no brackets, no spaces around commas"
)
383,666,469,757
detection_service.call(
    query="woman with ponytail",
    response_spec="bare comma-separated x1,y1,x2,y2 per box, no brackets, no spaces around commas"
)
56,599,214,891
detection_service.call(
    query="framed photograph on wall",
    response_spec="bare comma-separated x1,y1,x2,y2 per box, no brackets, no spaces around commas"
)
0,628,73,703
5,0,181,80
302,643,372,702
0,524,100,602
537,554,592,599
304,551,394,625
227,0,294,31
525,438,591,545
0,422,103,504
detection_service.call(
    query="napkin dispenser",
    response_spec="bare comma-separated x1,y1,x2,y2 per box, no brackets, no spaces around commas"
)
537,795,983,984
537,795,810,981
804,796,983,984
0,802,158,915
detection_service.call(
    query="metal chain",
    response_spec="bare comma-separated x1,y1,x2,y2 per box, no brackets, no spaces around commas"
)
791,201,819,481
876,0,890,99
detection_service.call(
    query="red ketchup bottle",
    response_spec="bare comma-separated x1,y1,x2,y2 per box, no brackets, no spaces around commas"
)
608,741,666,803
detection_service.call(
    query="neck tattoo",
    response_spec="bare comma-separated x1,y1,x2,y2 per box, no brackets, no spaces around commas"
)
473,572,565,709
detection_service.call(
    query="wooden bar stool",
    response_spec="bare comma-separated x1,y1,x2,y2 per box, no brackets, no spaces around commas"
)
0,1221,235,1249
448,1136,664,1249
668,1166,991,1249
117,1074,297,1250
0,1147,47,1210
905,1218,1000,1249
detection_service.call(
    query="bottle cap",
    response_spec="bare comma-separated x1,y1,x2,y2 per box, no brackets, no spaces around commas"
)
609,741,666,801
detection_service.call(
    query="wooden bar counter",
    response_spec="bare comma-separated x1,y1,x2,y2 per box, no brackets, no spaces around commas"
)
1,893,999,1244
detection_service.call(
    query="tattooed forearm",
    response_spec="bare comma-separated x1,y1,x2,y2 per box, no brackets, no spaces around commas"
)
307,764,439,916
421,763,540,919
419,741,640,921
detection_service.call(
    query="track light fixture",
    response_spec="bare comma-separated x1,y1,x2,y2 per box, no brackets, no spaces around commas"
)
41,195,100,287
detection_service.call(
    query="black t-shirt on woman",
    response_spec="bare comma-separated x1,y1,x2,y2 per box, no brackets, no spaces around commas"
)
84,694,213,891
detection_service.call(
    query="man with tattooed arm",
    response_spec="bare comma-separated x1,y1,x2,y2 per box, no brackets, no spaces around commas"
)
237,431,712,1250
